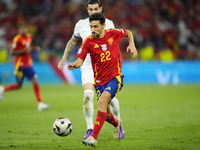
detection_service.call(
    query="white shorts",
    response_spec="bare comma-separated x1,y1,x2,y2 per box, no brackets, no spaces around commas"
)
80,53,94,86
81,67,94,86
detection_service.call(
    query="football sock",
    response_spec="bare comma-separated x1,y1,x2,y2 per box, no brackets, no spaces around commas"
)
106,112,118,127
4,84,19,91
110,97,120,119
91,111,107,140
33,83,42,102
83,90,94,129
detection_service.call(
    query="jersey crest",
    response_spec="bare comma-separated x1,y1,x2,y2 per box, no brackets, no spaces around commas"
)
107,37,113,46
101,44,107,51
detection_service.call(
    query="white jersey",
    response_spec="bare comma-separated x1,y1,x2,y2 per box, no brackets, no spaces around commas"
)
74,18,114,70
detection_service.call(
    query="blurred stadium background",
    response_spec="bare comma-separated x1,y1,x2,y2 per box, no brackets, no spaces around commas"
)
0,0,200,85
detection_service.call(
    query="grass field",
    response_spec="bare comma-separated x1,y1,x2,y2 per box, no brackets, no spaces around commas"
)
0,84,200,150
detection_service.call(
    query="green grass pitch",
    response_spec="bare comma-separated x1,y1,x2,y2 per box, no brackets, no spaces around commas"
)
0,84,200,150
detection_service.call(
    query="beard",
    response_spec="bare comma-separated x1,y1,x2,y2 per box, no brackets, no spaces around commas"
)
92,30,102,38
92,32,99,38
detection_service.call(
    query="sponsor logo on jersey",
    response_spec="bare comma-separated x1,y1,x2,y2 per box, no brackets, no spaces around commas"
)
94,44,99,49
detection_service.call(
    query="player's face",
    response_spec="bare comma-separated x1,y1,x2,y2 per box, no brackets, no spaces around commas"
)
90,20,105,38
19,25,28,36
87,4,102,16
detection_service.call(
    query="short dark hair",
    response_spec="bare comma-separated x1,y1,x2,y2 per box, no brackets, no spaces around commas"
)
87,0,102,7
89,13,105,25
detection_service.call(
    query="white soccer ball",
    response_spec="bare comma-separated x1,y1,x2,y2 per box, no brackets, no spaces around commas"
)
53,117,73,136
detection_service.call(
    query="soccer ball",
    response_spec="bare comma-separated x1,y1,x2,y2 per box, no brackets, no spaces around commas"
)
53,117,73,136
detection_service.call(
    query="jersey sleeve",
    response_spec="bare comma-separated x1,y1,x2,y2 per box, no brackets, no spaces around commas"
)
11,35,19,50
73,20,81,38
11,42,17,50
77,38,89,60
113,28,127,41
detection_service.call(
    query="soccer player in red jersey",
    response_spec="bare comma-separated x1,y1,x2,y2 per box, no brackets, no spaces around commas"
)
67,13,138,147
0,23,50,111
58,0,125,140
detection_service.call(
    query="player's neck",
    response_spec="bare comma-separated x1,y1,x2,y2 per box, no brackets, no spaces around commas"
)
98,30,105,39
20,33,27,37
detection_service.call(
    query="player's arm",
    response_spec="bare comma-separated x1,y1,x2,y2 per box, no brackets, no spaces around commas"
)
125,30,138,58
67,58,84,70
11,40,31,56
58,35,79,70
11,47,29,55
12,46,40,55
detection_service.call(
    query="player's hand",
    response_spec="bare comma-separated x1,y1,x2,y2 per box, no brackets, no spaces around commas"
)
67,63,76,70
127,43,138,58
58,59,66,70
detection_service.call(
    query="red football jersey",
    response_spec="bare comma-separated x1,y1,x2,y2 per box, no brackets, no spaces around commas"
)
77,28,126,86
11,33,32,68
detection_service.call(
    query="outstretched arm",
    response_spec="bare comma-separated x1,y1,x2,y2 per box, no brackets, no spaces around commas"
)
58,35,79,70
67,58,84,70
125,30,138,58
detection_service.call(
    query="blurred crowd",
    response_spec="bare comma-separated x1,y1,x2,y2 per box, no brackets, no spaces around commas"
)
0,0,200,62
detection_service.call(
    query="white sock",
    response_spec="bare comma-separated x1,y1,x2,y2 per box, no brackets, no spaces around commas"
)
110,97,120,120
83,90,94,129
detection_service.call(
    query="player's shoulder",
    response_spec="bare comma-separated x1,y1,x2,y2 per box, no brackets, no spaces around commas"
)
13,34,22,43
105,28,115,33
27,33,32,37
82,35,93,45
76,18,89,26
106,28,126,33
105,18,113,23
105,28,126,36
85,35,93,41
105,18,114,29
26,33,32,39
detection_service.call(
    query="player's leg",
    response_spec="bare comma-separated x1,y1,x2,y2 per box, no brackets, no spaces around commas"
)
81,67,94,139
110,97,120,120
106,104,121,139
107,75,124,140
106,104,118,128
26,66,49,111
83,75,124,146
30,78,50,111
0,85,5,101
82,90,111,147
4,82,22,91
5,68,24,91
0,68,24,100
83,83,94,138
110,97,125,139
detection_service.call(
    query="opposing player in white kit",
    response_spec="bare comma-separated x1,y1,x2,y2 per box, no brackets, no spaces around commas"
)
58,0,124,139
